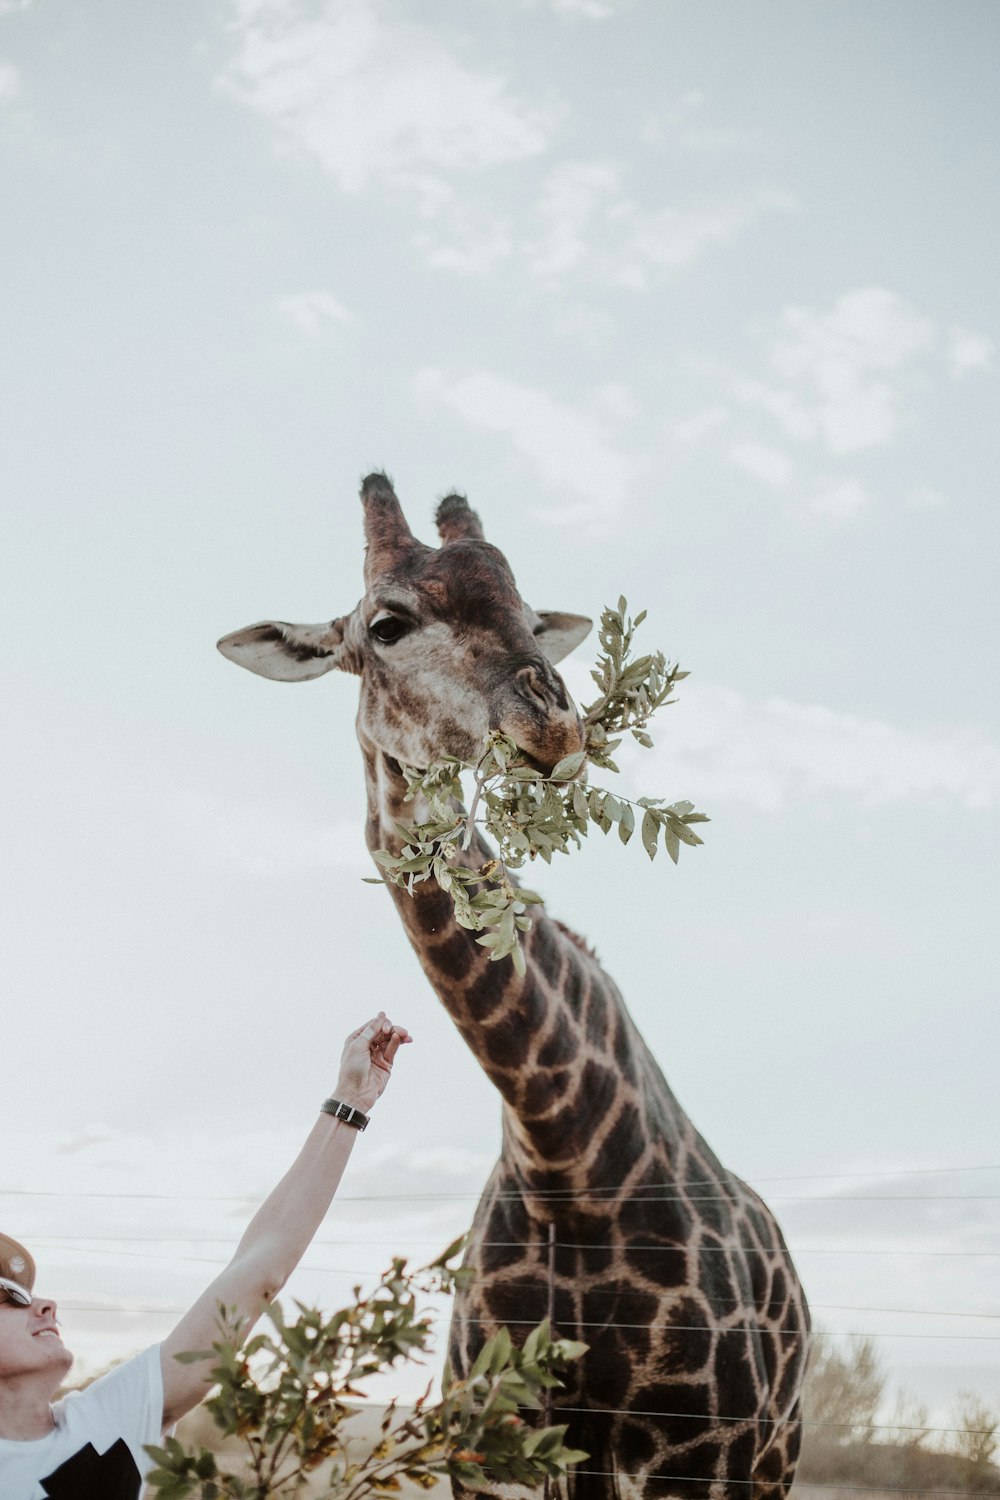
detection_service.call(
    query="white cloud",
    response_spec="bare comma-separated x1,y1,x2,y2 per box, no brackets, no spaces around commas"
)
510,0,626,14
527,162,795,288
733,297,993,474
0,59,19,100
728,440,795,488
218,5,792,289
588,380,638,424
533,0,623,16
618,189,796,285
907,484,948,510
413,366,637,525
668,406,730,445
526,160,619,277
275,289,356,337
641,90,771,155
806,474,872,521
772,287,935,378
166,790,367,878
547,301,618,342
732,376,817,442
414,199,514,276
218,0,558,195
720,288,975,522
947,325,995,378
726,434,873,525
637,681,1000,813
757,287,936,456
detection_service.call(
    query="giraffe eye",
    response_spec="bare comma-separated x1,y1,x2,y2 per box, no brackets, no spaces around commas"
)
370,613,411,646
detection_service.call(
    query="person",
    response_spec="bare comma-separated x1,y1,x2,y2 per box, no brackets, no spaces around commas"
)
0,1011,411,1499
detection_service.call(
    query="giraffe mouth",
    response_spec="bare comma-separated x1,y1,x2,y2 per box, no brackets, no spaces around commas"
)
515,747,586,780
517,750,550,775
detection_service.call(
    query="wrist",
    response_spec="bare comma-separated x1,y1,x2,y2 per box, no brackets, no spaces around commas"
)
331,1094,367,1112
333,1077,377,1113
320,1096,369,1131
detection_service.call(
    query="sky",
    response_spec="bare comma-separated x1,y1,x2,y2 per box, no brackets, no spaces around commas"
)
1,0,998,1428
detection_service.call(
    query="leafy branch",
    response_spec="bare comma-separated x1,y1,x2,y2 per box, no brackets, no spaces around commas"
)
145,1244,587,1499
369,599,709,968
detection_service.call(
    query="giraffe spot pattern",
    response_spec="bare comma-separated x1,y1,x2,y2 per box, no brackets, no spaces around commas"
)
427,928,475,980
352,489,810,1499
537,1020,581,1068
463,959,511,1021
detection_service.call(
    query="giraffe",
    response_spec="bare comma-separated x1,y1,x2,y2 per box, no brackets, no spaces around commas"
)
218,473,810,1500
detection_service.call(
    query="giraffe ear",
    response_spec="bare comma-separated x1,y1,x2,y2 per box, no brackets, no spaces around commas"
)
217,619,358,681
532,611,593,665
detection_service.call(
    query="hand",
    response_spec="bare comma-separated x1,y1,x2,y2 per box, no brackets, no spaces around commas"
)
334,1011,412,1114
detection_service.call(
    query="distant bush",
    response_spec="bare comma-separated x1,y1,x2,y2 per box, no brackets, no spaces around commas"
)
805,1335,885,1445
798,1334,1000,1495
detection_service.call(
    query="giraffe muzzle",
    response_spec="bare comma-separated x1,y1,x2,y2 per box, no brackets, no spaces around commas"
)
493,662,585,774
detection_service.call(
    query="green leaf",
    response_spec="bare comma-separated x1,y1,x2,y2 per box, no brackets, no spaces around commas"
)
430,1235,469,1270
144,1445,177,1467
553,1338,589,1361
516,887,545,905
549,750,586,780
360,598,708,959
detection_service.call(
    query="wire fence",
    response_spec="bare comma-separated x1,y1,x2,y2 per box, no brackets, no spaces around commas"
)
3,1153,1000,1207
51,1308,1000,1347
564,1477,1000,1496
6,1159,997,1458
6,1164,999,1310
5,1186,1000,1203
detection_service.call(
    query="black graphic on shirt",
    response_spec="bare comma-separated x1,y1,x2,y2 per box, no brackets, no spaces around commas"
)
40,1437,141,1498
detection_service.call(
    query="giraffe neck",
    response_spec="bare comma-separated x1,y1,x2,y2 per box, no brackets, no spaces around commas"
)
360,735,688,1199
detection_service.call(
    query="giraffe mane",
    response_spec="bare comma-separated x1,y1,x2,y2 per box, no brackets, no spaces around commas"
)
552,917,599,962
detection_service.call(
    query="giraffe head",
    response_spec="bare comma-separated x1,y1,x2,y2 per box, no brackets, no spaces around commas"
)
217,473,592,773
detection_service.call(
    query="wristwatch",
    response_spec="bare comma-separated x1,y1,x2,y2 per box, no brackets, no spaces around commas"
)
320,1096,369,1131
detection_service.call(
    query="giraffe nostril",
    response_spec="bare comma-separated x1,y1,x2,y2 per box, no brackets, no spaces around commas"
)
515,665,550,709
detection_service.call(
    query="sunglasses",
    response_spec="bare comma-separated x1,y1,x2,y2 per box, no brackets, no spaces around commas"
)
0,1276,34,1307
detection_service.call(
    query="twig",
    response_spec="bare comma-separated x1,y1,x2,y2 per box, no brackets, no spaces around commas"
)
462,766,490,850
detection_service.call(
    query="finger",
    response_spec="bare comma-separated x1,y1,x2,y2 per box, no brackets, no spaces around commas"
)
374,1023,411,1047
347,1011,387,1043
380,1030,405,1068
374,1024,412,1070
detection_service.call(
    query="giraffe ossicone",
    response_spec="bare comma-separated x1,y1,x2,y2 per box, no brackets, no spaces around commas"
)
218,472,810,1500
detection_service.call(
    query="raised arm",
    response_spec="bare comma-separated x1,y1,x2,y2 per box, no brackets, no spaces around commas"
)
159,1012,411,1427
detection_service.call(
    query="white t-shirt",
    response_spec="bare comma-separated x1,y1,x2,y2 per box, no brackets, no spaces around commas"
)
0,1343,165,1499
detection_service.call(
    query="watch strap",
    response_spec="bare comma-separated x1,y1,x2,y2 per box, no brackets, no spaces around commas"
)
320,1096,369,1131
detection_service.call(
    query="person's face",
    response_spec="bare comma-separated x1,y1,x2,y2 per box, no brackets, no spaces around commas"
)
0,1289,73,1384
